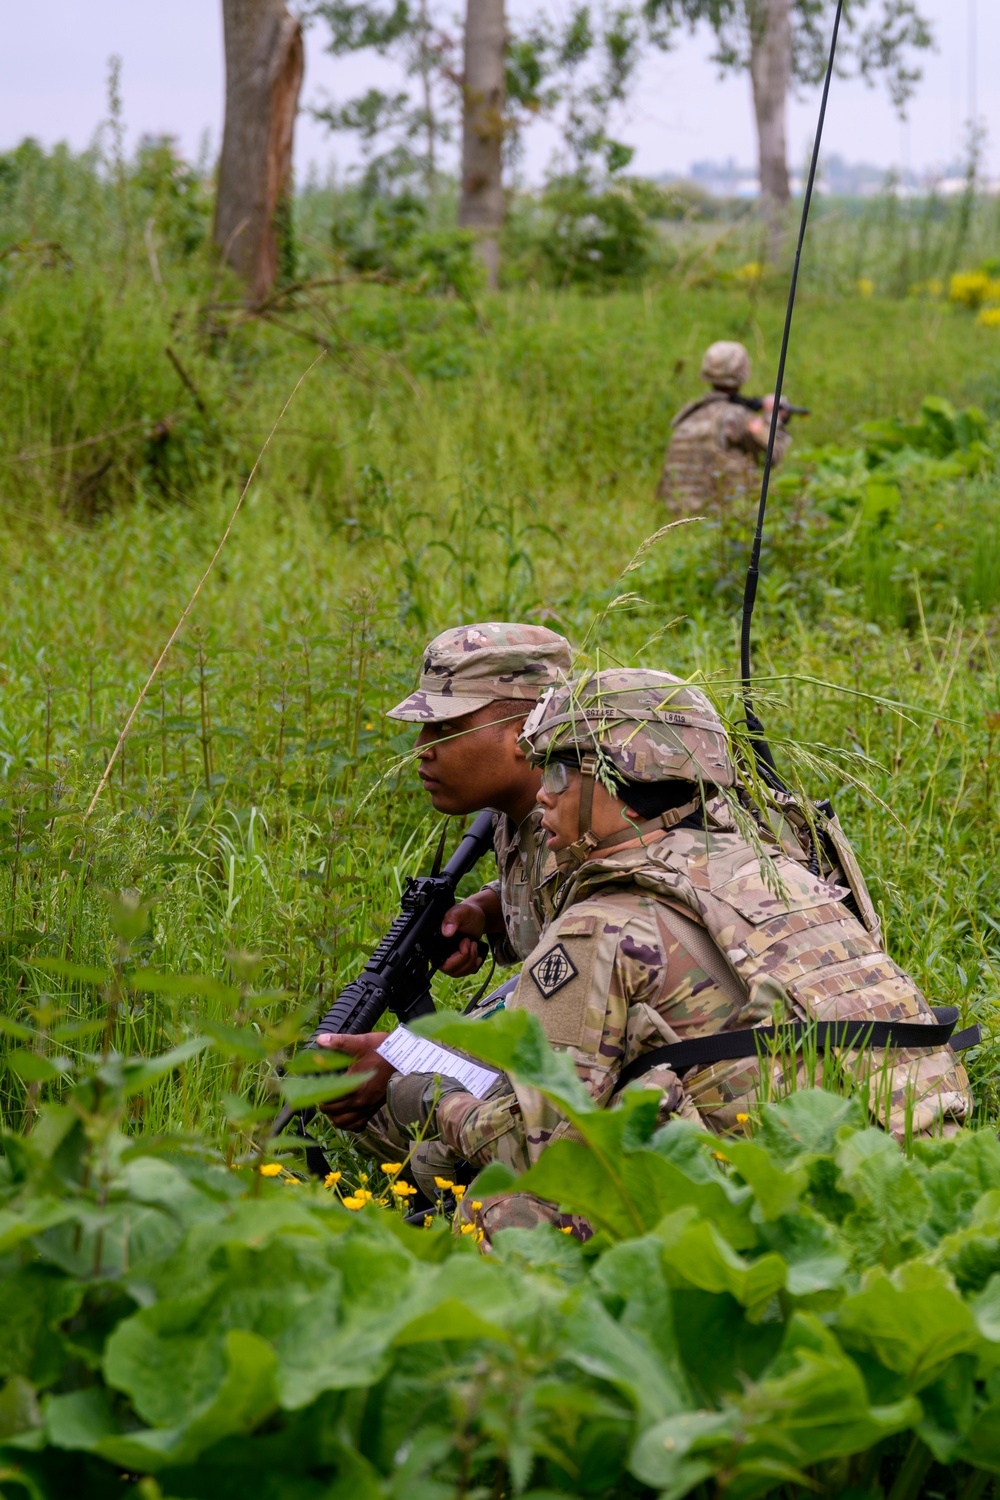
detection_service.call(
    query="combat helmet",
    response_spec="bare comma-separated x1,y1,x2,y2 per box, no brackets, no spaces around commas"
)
700,340,750,392
520,669,736,864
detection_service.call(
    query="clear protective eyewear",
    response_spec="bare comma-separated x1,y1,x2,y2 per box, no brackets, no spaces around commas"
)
540,760,574,796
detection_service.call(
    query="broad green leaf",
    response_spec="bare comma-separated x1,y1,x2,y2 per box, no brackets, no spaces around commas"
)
469,1160,518,1197
574,1238,692,1426
0,1268,83,1386
0,1375,42,1445
5,1050,73,1084
0,1200,77,1254
0,1017,34,1042
44,1386,119,1451
707,1137,809,1221
123,969,237,1001
28,959,109,986
629,1407,739,1493
97,1329,278,1471
201,1019,271,1062
737,1314,920,1471
837,1262,981,1387
758,1089,864,1165
116,1037,211,1097
974,1275,1000,1348
283,1049,351,1075
656,1208,786,1321
279,1071,367,1111
837,1129,932,1269
758,1209,849,1298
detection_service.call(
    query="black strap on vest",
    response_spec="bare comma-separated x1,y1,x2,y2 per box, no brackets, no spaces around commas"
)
616,1006,981,1092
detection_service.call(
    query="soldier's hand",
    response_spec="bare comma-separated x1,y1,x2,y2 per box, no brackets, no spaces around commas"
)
440,896,492,976
314,1031,394,1130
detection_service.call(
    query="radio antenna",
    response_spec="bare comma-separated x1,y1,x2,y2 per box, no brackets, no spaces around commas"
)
740,0,845,776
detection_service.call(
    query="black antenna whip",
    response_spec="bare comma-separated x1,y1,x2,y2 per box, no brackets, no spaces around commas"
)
740,0,845,776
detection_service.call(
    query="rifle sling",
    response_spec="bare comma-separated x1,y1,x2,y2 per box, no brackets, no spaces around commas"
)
616,1007,980,1092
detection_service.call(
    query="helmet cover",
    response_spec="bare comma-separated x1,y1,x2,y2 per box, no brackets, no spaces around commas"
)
700,340,751,392
520,669,736,789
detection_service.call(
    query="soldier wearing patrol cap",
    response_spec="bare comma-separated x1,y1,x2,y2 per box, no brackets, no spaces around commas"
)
316,622,573,1151
658,340,792,514
363,668,971,1242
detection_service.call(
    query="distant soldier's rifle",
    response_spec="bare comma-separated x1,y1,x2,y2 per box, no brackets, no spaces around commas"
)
732,394,810,418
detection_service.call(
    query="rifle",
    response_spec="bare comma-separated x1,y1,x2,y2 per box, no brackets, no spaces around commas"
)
272,808,497,1174
732,394,810,418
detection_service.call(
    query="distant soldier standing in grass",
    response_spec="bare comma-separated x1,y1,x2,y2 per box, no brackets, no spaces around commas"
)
317,622,572,1170
658,341,794,514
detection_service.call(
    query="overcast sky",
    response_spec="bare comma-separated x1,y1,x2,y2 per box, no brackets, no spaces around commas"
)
0,1,995,184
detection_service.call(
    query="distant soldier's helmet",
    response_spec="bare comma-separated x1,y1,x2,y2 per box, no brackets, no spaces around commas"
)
700,340,751,392
520,669,736,789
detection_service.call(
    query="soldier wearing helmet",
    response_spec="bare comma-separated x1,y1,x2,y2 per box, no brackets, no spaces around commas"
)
657,340,793,515
368,668,971,1241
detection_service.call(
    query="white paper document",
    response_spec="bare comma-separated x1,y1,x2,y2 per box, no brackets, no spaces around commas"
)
377,1025,499,1100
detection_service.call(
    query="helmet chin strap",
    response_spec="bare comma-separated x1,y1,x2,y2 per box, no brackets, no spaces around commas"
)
558,752,600,869
557,752,702,869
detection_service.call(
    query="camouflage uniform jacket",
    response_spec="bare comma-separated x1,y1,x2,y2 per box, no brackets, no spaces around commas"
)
657,393,790,514
436,799,972,1184
486,805,562,964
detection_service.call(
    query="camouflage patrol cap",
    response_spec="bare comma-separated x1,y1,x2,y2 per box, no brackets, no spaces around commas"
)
388,622,573,723
700,340,751,392
520,668,736,788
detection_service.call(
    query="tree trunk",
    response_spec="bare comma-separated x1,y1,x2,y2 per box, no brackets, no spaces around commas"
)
459,0,506,289
214,0,304,302
748,0,791,258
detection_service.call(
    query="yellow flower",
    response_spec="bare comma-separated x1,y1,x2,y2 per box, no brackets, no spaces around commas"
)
857,277,874,298
976,307,1000,328
452,1184,466,1201
324,1171,342,1188
382,1162,402,1176
364,722,374,729
434,1177,454,1191
712,1150,728,1161
391,1182,417,1197
354,1188,373,1202
950,270,993,308
736,1113,750,1124
734,260,762,284
259,1163,283,1177
460,1221,478,1235
470,1201,483,1211
283,1173,301,1184
341,1195,366,1210
422,1215,433,1228
359,1172,369,1184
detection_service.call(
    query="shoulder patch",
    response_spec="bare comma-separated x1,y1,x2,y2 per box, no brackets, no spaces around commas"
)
529,943,579,998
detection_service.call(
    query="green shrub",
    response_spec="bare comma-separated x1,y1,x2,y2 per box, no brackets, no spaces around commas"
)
5,1007,1000,1499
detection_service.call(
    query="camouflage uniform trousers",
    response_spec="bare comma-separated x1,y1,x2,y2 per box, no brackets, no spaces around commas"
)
657,394,790,516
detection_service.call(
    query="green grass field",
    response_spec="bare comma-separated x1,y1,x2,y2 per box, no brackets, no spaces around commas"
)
6,138,1000,1500
2,141,1000,1145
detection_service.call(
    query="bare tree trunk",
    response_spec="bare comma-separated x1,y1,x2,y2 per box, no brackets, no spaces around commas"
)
214,0,304,302
748,0,791,259
417,0,438,206
459,0,506,289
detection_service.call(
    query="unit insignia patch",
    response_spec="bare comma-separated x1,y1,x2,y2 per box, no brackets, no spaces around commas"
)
529,943,578,998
